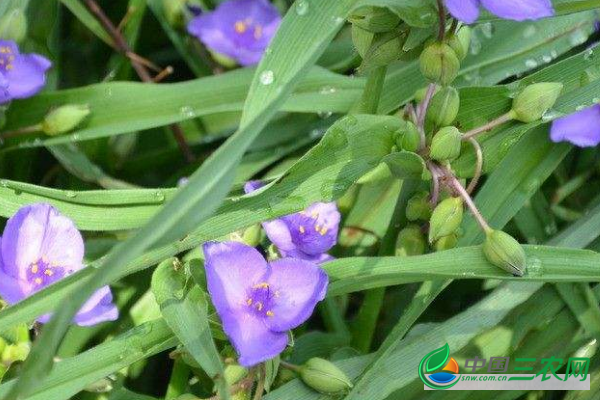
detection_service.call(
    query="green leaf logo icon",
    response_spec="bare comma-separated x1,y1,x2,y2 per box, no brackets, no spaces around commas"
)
425,343,450,372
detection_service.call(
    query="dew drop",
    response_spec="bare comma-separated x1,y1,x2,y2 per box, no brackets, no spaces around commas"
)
550,50,558,59
584,48,594,61
310,128,323,139
259,70,274,85
318,111,333,119
319,85,336,95
541,109,564,122
542,55,553,64
569,30,588,46
525,59,538,69
470,35,482,55
65,190,77,198
180,106,195,118
295,0,309,16
0,180,8,188
527,257,543,277
522,25,537,38
70,134,80,142
479,22,493,39
154,190,166,202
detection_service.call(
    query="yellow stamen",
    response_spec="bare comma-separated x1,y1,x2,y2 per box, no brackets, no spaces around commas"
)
320,227,328,236
266,310,274,317
253,282,269,289
315,225,321,232
31,264,39,274
234,21,247,33
44,269,54,276
246,298,253,305
34,278,42,285
311,211,319,218
254,25,263,39
5,64,13,70
299,226,305,234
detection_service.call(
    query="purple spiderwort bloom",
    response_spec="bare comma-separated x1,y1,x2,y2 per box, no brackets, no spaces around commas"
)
0,203,118,326
187,0,281,66
203,241,328,366
550,105,600,147
244,181,340,263
445,0,554,24
0,40,51,104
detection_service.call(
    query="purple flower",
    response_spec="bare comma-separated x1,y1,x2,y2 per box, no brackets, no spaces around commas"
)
0,203,118,326
550,105,600,147
203,241,328,366
0,40,51,104
445,0,554,24
244,181,340,263
187,0,281,66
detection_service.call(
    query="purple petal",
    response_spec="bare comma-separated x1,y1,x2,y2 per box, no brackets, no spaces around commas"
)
243,180,264,194
73,286,119,326
222,309,288,367
203,241,269,313
281,249,335,264
2,203,84,280
445,0,480,23
550,105,600,147
0,72,11,104
0,237,29,304
264,258,328,332
263,219,296,252
6,54,51,100
187,0,280,66
480,0,553,21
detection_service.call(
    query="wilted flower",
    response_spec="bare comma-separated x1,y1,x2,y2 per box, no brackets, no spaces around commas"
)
445,0,554,24
187,0,281,66
203,241,328,366
0,203,118,326
550,105,600,147
0,40,51,104
244,181,340,263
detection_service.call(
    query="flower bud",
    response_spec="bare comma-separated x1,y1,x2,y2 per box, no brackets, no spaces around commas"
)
224,364,248,385
41,104,91,136
396,225,426,256
2,342,30,364
337,185,359,215
419,42,460,86
241,224,262,247
429,126,462,162
395,121,420,152
299,357,353,395
434,233,458,251
406,192,431,221
348,6,400,33
426,86,460,127
446,26,471,61
0,10,27,44
483,230,526,276
429,197,463,243
360,31,406,73
351,25,374,59
511,82,563,123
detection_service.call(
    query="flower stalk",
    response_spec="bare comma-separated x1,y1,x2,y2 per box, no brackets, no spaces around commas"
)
461,111,515,141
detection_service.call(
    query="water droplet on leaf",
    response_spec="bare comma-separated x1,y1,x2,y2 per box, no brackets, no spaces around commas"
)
259,70,274,85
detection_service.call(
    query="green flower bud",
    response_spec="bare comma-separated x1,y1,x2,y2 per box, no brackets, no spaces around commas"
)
0,10,27,44
241,224,262,247
41,104,91,136
360,30,407,73
396,225,426,256
446,26,471,61
299,358,353,395
419,42,460,86
348,6,400,33
337,185,359,215
352,24,374,59
224,364,248,386
511,82,563,123
483,230,526,276
434,233,458,251
396,121,420,152
429,197,463,243
406,192,431,221
429,126,462,162
426,86,460,127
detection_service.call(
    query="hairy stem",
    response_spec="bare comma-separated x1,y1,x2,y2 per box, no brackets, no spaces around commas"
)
417,83,437,150
436,0,446,41
466,138,483,194
461,111,515,141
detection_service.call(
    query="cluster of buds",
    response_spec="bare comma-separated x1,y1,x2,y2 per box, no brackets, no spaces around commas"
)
387,9,566,277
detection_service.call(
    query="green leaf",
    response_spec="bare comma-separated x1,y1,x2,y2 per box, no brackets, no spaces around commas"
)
382,151,428,180
151,258,228,398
